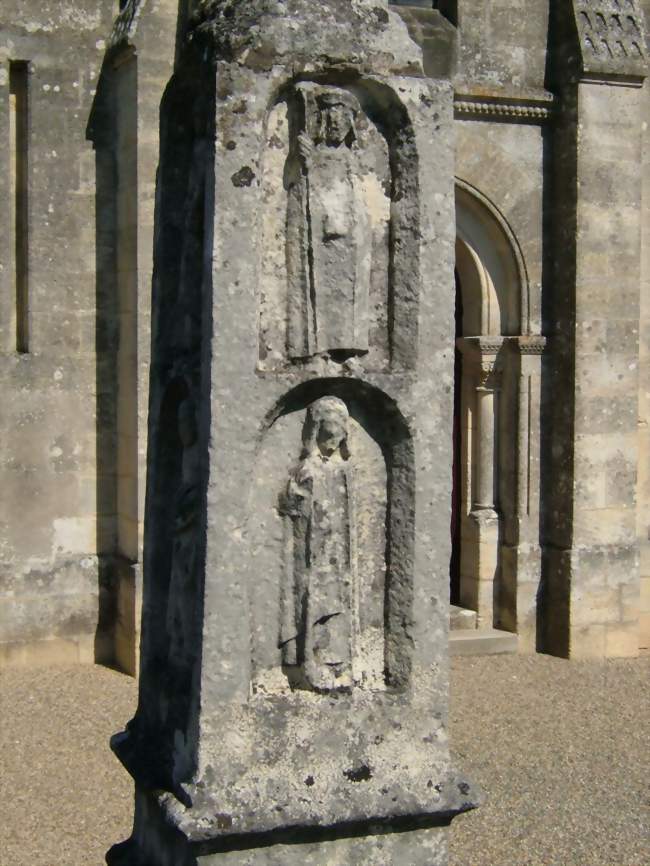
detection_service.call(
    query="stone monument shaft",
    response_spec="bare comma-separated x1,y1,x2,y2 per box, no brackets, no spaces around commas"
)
108,2,476,864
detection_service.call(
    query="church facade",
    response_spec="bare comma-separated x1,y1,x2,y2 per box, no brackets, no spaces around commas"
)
0,0,648,673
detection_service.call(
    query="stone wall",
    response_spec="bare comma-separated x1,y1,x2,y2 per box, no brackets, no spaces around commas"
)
0,1,115,666
569,79,644,658
454,0,550,93
639,0,650,653
0,0,178,670
539,0,648,659
89,0,180,674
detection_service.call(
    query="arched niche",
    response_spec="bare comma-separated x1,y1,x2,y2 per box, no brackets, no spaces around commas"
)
455,179,527,337
453,180,531,635
258,76,420,372
248,378,415,693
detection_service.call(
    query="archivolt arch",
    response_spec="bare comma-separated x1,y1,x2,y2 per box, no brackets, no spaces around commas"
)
452,178,542,640
455,178,529,336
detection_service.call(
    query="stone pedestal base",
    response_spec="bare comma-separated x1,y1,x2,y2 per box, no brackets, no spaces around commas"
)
108,789,452,866
460,509,500,628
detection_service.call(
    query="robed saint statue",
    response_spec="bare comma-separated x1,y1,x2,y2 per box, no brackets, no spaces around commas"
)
285,84,371,361
279,397,359,692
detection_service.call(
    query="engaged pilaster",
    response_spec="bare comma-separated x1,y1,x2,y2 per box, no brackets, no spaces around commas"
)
542,0,647,658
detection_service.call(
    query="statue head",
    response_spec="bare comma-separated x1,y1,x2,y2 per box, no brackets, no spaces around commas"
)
315,88,359,147
302,396,350,460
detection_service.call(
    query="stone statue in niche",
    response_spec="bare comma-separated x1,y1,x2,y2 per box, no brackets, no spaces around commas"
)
279,397,358,692
285,84,371,362
165,394,201,665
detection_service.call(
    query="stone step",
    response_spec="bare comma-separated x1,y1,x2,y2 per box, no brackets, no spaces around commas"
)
450,604,477,631
450,628,519,656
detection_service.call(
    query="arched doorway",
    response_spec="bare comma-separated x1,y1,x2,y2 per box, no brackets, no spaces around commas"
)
451,181,545,649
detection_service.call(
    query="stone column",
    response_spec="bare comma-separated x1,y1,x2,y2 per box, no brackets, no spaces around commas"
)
107,3,477,865
458,337,502,629
474,361,500,514
513,336,545,651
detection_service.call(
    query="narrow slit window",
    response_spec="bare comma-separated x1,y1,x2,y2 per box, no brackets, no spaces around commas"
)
9,61,29,353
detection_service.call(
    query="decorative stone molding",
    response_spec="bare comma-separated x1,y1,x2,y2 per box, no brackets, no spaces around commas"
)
516,335,547,355
572,0,648,84
457,336,505,356
476,362,501,390
457,335,546,358
454,96,554,122
457,338,504,390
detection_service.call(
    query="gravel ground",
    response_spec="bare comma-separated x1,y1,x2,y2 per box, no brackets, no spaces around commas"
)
1,655,648,866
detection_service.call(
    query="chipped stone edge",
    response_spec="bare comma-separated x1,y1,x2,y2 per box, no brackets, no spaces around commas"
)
109,0,146,50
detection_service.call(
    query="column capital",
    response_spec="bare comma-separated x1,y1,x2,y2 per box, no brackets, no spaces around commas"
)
456,335,505,357
476,363,501,390
456,338,503,389
516,335,546,356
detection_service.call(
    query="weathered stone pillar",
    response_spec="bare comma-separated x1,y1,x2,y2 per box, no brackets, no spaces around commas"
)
513,336,545,651
458,337,502,628
107,2,477,864
543,1,647,659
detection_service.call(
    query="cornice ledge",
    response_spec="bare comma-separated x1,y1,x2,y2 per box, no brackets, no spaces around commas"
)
456,336,506,355
456,335,547,356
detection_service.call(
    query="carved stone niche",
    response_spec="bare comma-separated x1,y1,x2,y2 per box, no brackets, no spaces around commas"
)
258,78,421,372
249,380,415,696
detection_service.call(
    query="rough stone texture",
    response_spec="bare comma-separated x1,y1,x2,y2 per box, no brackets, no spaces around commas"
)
540,0,649,659
0,1,116,667
87,0,180,675
573,0,647,82
0,0,177,673
107,2,477,863
569,77,644,660
452,0,550,96
640,8,650,654
391,5,458,79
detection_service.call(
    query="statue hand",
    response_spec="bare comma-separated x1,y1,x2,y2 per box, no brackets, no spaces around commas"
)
279,477,310,516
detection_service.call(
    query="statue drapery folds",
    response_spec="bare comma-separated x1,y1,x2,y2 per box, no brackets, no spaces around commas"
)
285,84,372,362
279,397,359,692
